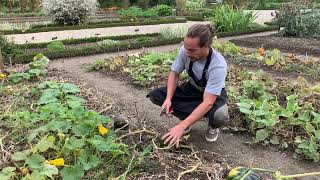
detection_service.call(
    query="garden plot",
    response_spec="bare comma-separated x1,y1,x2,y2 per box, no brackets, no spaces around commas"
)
229,35,320,57
46,45,320,179
88,43,320,163
0,55,228,179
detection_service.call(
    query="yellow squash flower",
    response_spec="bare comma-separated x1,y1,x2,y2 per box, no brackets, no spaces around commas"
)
0,73,6,79
47,158,64,167
98,124,108,136
20,167,29,175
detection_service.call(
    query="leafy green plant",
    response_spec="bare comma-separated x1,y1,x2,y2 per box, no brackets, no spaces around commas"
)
212,40,242,56
96,39,121,47
0,34,23,57
8,54,50,83
1,81,130,179
118,6,158,22
151,4,172,16
47,41,65,51
275,0,320,38
210,4,257,32
232,69,320,161
159,26,187,39
184,0,205,13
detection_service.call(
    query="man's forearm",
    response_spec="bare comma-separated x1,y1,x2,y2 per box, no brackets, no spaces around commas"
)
166,70,179,101
179,99,215,128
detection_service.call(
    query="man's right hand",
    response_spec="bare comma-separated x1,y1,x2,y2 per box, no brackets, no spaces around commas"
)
162,99,172,114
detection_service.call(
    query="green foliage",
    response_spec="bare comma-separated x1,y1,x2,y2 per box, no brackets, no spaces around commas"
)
8,54,49,84
231,69,320,162
90,51,178,86
151,4,172,16
275,1,320,38
0,34,23,57
212,40,242,56
96,39,121,47
118,6,158,21
184,0,205,13
47,41,65,51
210,4,257,32
159,26,187,39
136,36,155,43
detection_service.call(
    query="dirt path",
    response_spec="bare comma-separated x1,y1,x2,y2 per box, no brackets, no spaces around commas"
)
49,42,320,179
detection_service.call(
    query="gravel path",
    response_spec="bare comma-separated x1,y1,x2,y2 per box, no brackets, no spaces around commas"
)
6,21,209,44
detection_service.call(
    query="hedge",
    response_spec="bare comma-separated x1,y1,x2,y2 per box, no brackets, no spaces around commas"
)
7,25,279,64
17,33,160,49
8,37,183,63
216,25,278,37
1,18,187,35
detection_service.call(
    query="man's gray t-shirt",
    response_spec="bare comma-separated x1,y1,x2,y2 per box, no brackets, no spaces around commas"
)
171,46,227,96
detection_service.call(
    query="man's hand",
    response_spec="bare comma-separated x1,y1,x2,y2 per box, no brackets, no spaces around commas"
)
161,124,187,148
161,99,172,114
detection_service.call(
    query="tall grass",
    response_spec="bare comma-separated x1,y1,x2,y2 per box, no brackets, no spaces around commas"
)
210,4,257,32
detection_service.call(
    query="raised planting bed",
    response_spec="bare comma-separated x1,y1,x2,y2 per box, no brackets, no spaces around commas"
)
1,18,187,35
230,35,320,57
7,35,183,64
5,25,279,64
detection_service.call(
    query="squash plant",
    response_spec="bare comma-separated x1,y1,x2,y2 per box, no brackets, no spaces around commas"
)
232,69,320,162
2,81,129,179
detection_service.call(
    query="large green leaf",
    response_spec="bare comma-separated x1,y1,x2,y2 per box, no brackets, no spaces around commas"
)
0,167,16,180
255,129,270,142
53,120,72,133
78,149,101,171
39,164,59,178
35,135,56,152
12,149,32,161
72,123,93,137
64,136,85,151
60,83,80,94
61,164,85,180
38,89,60,105
26,154,45,169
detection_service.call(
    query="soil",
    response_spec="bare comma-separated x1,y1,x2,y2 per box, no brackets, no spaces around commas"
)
229,35,320,57
49,44,320,180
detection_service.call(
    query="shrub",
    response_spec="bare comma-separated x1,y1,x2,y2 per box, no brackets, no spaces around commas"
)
42,0,99,25
96,39,121,47
0,34,23,57
184,0,205,12
151,4,172,16
136,36,154,43
160,26,187,39
118,6,158,21
210,4,257,32
47,41,65,51
275,1,320,38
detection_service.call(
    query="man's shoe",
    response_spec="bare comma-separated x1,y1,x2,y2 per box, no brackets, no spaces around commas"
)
205,127,219,142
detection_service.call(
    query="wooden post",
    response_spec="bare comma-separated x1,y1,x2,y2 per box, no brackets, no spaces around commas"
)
0,48,4,70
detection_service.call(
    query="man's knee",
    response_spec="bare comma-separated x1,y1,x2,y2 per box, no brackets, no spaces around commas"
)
147,88,166,106
208,104,229,128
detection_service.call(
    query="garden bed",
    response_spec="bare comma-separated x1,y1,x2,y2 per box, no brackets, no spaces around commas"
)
0,55,228,179
230,35,320,56
5,25,278,64
87,47,320,162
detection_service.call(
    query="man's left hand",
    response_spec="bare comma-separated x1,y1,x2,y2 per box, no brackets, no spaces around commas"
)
161,124,187,148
